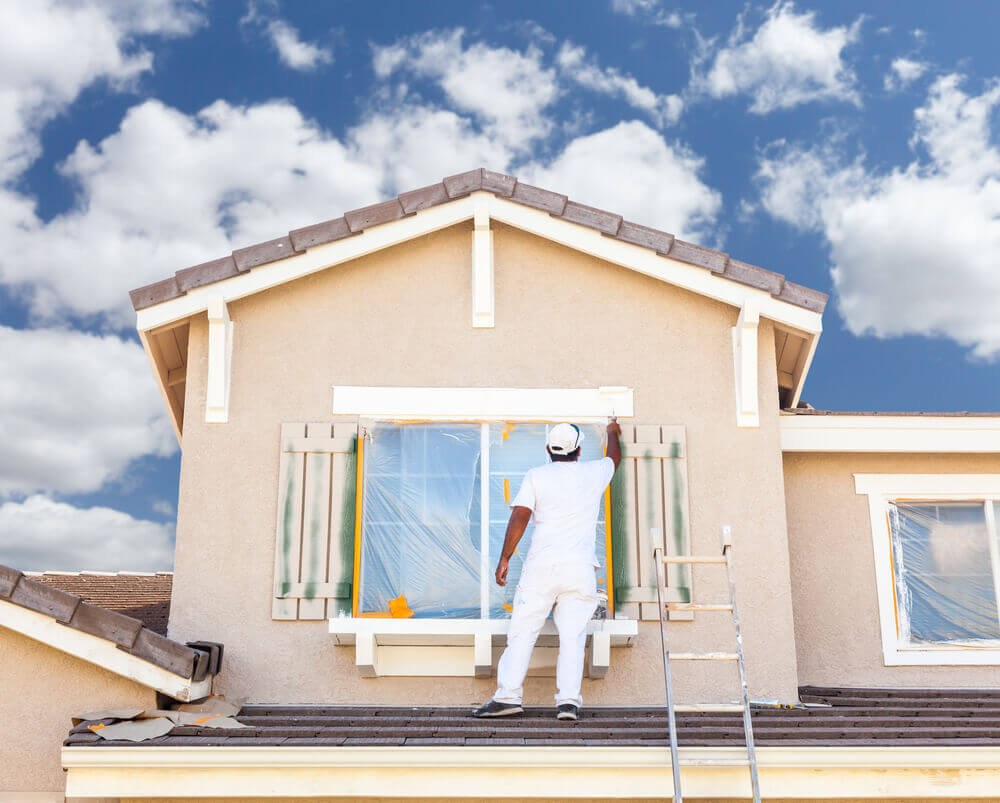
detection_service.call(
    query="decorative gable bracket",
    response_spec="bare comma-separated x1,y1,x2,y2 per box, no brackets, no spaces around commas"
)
732,301,760,428
205,297,233,423
471,194,494,328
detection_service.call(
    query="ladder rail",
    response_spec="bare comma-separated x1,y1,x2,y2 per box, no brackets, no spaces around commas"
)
654,547,683,803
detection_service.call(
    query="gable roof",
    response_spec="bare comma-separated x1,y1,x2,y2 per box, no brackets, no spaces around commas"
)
129,167,827,315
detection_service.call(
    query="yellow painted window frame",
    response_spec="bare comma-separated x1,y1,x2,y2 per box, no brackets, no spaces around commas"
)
351,420,615,617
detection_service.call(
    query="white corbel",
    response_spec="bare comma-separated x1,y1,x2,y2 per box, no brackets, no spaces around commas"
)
732,301,760,428
205,296,233,423
471,194,494,328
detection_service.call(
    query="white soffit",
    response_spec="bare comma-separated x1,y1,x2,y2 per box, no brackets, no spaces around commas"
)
332,386,634,420
781,415,1000,453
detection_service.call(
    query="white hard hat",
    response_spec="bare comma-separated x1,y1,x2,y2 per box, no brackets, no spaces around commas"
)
546,423,584,454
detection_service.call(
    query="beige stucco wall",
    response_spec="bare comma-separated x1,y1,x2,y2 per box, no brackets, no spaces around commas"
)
168,221,800,705
784,451,1000,687
0,624,154,795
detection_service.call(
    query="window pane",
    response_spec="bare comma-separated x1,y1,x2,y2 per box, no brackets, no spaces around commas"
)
487,423,610,619
889,501,1000,644
359,423,483,618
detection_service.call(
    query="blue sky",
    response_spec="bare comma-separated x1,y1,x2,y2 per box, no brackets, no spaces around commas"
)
1,0,998,571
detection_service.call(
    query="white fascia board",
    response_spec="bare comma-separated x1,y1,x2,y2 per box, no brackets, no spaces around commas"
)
332,385,635,420
782,415,1000,453
0,600,210,702
63,745,1000,799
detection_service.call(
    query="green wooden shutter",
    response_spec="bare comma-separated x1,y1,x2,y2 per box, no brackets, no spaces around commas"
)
272,422,358,620
610,424,692,621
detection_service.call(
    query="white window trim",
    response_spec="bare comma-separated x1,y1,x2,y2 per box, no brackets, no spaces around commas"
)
332,385,634,421
855,474,1000,666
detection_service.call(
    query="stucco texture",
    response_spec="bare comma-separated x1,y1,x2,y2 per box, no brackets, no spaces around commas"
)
784,452,1000,687
0,624,154,794
169,221,800,706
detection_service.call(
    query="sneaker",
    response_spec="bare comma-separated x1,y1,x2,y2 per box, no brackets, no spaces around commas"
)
556,704,579,721
472,700,524,718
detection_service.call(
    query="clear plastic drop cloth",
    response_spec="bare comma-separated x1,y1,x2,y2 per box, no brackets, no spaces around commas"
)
888,501,1000,644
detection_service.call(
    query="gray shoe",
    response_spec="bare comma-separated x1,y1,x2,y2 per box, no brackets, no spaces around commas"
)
557,704,579,721
472,700,524,718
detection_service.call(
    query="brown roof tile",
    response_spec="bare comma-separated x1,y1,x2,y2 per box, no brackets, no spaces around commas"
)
31,571,173,635
129,168,829,316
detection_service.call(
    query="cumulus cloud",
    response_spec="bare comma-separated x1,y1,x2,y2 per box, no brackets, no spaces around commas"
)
522,120,721,240
610,0,687,28
884,57,928,91
242,1,333,71
0,496,174,571
556,42,683,126
0,325,176,496
691,1,863,114
757,74,1000,357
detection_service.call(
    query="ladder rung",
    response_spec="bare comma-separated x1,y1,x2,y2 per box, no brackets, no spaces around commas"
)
665,603,733,611
670,652,738,661
674,704,746,712
662,555,726,564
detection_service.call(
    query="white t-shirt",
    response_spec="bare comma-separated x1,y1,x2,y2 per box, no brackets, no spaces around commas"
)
510,457,616,570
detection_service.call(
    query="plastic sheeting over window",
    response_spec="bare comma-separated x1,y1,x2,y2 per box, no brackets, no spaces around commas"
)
357,421,610,619
888,501,1000,645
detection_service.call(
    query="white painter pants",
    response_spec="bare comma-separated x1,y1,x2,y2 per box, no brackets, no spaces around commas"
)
493,562,599,708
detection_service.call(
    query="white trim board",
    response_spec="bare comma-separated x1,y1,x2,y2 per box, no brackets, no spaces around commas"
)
332,385,634,420
0,599,211,701
63,744,1000,799
855,474,1000,666
782,415,1000,453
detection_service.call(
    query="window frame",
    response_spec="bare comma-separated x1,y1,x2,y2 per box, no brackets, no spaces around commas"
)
855,474,1000,665
353,418,615,620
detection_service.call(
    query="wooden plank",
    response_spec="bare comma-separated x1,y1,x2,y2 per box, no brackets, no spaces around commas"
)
670,652,738,661
276,582,351,599
327,422,358,618
283,437,355,454
621,442,676,459
273,423,306,620
611,423,639,619
661,426,691,615
299,423,333,619
154,326,183,371
778,332,803,374
173,323,189,366
166,367,186,387
633,425,664,620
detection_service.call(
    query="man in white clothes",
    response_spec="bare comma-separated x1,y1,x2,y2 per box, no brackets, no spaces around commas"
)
473,418,622,721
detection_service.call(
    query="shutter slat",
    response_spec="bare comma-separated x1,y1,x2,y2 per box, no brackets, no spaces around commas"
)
660,425,692,620
327,422,358,618
611,424,640,619
273,423,306,619
299,423,333,619
633,425,665,620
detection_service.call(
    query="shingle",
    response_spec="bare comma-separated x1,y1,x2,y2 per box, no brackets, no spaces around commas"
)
130,277,183,311
0,565,21,597
345,199,406,232
289,216,353,251
559,201,623,236
724,259,785,294
669,240,729,273
232,236,299,271
124,628,196,678
615,221,675,254
68,602,143,648
33,572,172,635
481,169,517,197
398,183,450,214
774,280,828,313
175,256,240,293
511,182,567,215
9,577,81,622
443,168,484,198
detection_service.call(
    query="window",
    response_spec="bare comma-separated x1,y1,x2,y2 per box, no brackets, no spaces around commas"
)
355,421,612,619
855,475,1000,665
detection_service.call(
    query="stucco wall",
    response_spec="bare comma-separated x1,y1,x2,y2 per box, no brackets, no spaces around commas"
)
168,221,799,705
0,624,154,795
784,451,1000,687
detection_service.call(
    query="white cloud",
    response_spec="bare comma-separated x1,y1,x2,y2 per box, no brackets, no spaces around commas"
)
0,325,176,496
372,28,560,148
556,43,683,126
265,19,332,70
0,495,174,571
691,1,863,114
522,120,722,241
884,57,928,91
152,500,175,516
610,0,687,28
757,74,1000,358
0,0,203,183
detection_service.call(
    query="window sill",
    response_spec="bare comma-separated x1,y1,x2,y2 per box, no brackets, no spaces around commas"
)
885,644,1000,666
328,617,638,678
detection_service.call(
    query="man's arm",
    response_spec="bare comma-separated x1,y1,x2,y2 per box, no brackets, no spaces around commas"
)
606,416,622,470
495,506,532,586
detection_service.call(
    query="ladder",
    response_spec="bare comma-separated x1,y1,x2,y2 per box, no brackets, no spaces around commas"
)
654,524,761,803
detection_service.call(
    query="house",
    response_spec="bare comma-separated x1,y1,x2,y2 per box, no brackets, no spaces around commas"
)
2,167,1000,801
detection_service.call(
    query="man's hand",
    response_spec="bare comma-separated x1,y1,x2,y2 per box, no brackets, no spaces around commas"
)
607,416,622,438
495,556,510,586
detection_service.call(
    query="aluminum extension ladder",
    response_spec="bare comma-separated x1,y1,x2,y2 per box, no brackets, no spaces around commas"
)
654,525,761,803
